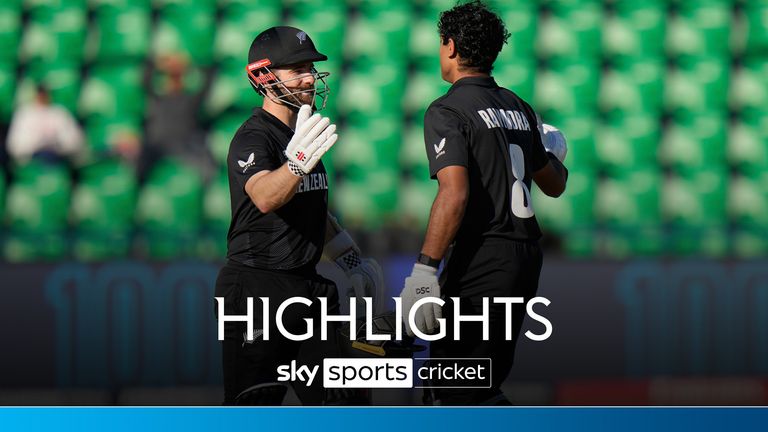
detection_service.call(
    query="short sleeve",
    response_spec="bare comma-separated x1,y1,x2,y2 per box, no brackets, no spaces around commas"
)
525,106,549,173
423,104,469,179
228,130,281,190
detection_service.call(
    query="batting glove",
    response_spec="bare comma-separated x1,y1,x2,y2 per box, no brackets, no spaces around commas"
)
400,263,442,337
539,123,567,163
285,104,338,176
324,230,386,318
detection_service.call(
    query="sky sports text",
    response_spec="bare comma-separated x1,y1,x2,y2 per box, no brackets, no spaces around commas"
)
277,358,492,388
215,296,552,342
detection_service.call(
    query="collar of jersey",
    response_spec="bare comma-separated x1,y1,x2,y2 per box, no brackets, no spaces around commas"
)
450,75,498,90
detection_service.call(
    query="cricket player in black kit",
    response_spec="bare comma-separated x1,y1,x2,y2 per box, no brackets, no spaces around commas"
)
215,26,384,405
399,1,569,405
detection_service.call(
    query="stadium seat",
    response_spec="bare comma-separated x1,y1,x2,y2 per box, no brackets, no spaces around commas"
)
595,115,659,173
16,60,81,113
3,161,71,261
666,3,732,60
0,0,21,64
19,4,87,65
533,59,600,122
336,60,405,118
729,57,768,122
288,5,346,61
71,159,137,260
595,168,662,229
135,159,204,259
664,57,730,119
535,4,603,61
199,168,230,259
344,6,410,63
208,113,249,166
403,65,450,119
728,173,768,228
492,0,538,61
204,61,257,118
78,62,144,122
0,62,16,122
333,114,401,176
215,2,282,63
742,1,768,56
602,2,666,60
152,3,216,66
86,5,151,63
399,121,429,178
332,168,398,230
660,113,727,173
397,178,437,229
728,118,768,176
599,60,664,118
83,117,141,156
494,57,536,103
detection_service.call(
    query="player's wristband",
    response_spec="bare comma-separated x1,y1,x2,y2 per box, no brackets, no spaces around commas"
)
417,253,440,269
287,161,306,177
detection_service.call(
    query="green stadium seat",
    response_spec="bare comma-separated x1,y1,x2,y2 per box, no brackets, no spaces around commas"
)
83,117,141,156
16,60,81,113
4,161,71,261
204,61,257,118
399,121,429,178
664,57,730,119
535,5,603,61
409,15,439,63
602,2,666,60
332,168,398,230
533,59,600,121
742,1,768,56
728,118,768,176
494,57,536,103
0,0,21,64
0,62,16,122
344,7,410,63
595,168,662,228
729,173,768,228
86,6,151,62
19,5,87,65
599,60,664,118
666,4,733,59
550,115,597,168
397,178,437,229
71,159,137,260
403,68,450,119
78,63,144,122
333,114,400,176
152,3,216,65
492,0,538,61
662,160,731,256
336,60,405,118
215,2,281,63
660,113,727,173
288,6,346,61
199,168,230,259
208,113,249,166
729,58,768,122
136,159,204,259
595,115,659,173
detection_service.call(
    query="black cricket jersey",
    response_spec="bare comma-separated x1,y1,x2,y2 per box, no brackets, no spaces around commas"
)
226,107,328,272
424,76,549,244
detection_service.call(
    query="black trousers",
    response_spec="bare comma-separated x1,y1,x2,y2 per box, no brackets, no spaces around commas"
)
429,239,543,405
214,260,345,405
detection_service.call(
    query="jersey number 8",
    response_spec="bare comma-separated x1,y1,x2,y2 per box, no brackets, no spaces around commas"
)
509,143,534,219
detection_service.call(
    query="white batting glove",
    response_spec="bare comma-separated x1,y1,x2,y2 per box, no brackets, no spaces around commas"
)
285,104,338,176
400,263,442,337
324,230,386,318
537,120,567,164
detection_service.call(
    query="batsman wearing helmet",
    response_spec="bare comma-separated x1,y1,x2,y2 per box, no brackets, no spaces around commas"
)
398,1,569,405
214,26,384,405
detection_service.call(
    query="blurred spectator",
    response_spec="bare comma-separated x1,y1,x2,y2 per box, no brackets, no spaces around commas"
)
142,53,215,181
6,84,84,165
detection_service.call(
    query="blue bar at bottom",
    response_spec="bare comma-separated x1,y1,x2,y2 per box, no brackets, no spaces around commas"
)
0,407,766,432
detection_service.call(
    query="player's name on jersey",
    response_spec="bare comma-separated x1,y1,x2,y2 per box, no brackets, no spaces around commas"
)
477,107,531,132
296,172,329,193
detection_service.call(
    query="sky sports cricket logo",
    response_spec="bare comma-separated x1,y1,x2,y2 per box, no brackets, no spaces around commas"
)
277,358,492,389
